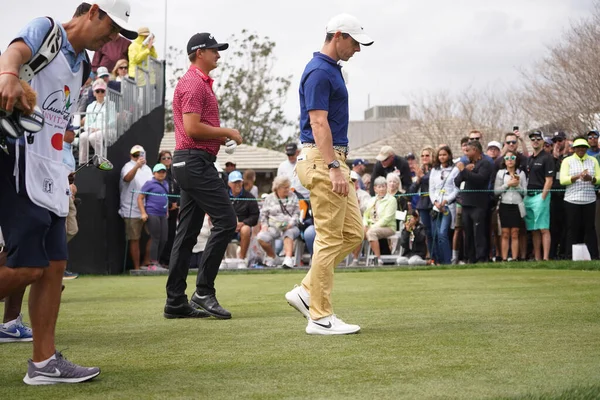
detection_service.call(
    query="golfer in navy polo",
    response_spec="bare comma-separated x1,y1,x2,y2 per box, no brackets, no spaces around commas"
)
164,32,243,320
285,14,374,335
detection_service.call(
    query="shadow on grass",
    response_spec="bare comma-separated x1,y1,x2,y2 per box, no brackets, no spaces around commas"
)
500,384,600,400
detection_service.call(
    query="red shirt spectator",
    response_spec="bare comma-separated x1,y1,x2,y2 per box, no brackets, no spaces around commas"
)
92,36,131,73
172,65,222,154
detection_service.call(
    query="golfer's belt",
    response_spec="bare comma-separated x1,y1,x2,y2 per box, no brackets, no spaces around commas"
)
302,143,349,156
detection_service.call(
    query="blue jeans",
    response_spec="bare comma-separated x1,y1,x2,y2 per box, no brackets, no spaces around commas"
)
303,225,316,255
432,212,451,264
419,210,434,261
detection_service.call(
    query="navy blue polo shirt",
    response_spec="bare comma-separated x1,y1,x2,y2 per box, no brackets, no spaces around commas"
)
299,52,349,146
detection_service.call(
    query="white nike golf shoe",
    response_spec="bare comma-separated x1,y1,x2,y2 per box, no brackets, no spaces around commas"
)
285,285,310,319
306,315,360,335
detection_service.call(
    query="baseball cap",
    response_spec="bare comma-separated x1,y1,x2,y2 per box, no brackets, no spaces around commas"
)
544,137,553,146
96,66,110,78
528,130,543,139
87,0,138,40
552,131,567,142
228,170,243,182
92,78,107,91
406,152,415,161
326,14,374,46
487,141,502,150
225,159,236,166
285,143,298,156
350,171,361,181
130,145,144,154
573,138,591,148
588,130,599,137
152,163,166,173
352,159,367,167
187,33,229,55
376,145,395,162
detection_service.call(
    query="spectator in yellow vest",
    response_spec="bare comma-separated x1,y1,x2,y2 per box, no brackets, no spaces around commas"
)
128,27,157,81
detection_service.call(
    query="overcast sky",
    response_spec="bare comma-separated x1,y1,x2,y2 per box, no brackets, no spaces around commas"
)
1,0,595,122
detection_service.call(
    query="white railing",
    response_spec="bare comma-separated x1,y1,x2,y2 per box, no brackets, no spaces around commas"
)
77,57,164,165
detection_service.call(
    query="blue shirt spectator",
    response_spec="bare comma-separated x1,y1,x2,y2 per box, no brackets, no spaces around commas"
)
140,178,169,216
299,52,349,146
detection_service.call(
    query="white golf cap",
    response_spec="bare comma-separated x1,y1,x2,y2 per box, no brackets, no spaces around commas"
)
487,141,502,150
326,13,374,46
87,0,138,40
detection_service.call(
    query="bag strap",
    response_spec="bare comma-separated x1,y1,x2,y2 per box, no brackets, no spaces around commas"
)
18,17,90,87
19,17,62,82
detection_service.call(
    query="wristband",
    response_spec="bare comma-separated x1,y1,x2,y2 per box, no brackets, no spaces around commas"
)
0,71,19,79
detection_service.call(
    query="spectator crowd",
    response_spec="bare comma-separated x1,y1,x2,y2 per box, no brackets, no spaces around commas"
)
114,127,600,271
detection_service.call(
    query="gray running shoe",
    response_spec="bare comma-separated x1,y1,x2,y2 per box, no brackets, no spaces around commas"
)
23,351,100,385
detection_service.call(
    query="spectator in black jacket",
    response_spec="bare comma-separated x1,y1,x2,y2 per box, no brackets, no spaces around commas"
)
158,150,180,266
396,210,427,265
371,145,412,196
454,140,493,263
228,171,259,267
409,151,434,260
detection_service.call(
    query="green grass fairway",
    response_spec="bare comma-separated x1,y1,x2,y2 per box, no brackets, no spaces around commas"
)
1,267,600,399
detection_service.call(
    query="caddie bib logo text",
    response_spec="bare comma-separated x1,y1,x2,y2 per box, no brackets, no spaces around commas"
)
41,85,72,130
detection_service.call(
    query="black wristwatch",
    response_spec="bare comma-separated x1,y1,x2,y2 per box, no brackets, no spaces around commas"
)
327,160,341,169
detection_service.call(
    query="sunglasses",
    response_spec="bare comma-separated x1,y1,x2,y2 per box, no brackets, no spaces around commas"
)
554,138,564,142
161,156,172,160
530,137,543,142
504,155,516,161
421,154,430,157
132,153,140,158
119,66,128,70
544,143,553,147
95,89,105,94
469,137,481,141
505,140,517,145
588,135,598,139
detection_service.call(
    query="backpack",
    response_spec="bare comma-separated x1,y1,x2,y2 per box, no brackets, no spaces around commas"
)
18,17,91,87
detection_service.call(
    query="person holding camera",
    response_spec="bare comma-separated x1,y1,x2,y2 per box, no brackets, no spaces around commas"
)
494,150,527,261
128,26,157,80
396,210,428,265
559,137,600,260
454,140,493,263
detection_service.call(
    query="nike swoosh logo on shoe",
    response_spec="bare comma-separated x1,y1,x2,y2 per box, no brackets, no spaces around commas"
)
312,321,332,329
36,368,61,377
1,329,21,337
298,295,309,310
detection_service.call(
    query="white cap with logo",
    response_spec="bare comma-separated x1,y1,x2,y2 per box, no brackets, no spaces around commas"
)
326,13,374,46
87,0,138,40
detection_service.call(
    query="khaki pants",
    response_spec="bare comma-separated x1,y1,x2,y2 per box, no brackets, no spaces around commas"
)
365,226,395,242
296,147,363,320
66,196,78,242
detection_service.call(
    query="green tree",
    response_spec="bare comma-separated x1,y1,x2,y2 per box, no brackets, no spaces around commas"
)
213,30,293,150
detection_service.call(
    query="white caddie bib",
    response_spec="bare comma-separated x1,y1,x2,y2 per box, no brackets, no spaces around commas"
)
21,50,83,217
